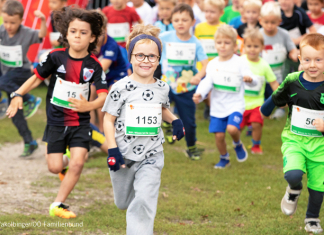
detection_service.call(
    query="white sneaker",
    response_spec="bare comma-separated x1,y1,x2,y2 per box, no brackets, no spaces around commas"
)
305,218,323,234
271,108,285,119
281,185,301,215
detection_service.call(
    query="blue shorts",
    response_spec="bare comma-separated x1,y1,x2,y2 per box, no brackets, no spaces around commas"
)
209,112,243,133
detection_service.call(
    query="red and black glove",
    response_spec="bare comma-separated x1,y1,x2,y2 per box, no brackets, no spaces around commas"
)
107,147,125,172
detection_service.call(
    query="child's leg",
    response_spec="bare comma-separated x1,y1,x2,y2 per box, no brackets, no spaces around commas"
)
126,152,164,235
306,188,324,219
215,132,227,155
284,170,304,190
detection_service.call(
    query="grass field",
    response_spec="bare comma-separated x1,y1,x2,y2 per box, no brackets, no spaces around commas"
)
0,87,320,235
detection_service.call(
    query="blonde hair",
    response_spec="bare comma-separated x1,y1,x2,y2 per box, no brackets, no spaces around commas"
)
204,0,225,10
159,0,177,5
126,24,162,51
243,27,264,45
300,33,324,55
260,1,281,18
214,24,237,44
243,0,262,9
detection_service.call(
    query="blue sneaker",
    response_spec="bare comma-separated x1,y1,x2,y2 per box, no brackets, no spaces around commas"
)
24,96,42,119
0,98,8,120
20,140,38,157
214,158,230,169
234,142,248,162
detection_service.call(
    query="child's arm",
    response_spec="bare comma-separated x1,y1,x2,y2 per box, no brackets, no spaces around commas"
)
269,80,279,91
289,48,298,62
34,10,47,38
68,92,107,113
162,107,178,123
162,108,185,141
101,59,113,73
6,75,43,118
193,67,213,104
190,59,208,85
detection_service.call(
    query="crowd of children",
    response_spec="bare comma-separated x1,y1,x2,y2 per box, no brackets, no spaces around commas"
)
2,0,324,233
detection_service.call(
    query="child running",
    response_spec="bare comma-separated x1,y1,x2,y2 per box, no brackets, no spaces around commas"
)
102,24,185,234
260,33,324,234
240,28,279,154
0,0,45,156
193,24,257,168
7,7,108,218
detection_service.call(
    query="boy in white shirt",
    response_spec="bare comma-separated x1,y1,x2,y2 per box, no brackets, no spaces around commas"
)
193,24,257,168
128,0,155,25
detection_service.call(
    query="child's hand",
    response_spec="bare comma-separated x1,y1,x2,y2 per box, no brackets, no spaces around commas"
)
68,94,90,112
314,118,324,132
192,93,202,104
34,10,46,20
6,97,23,118
243,76,253,83
190,75,201,85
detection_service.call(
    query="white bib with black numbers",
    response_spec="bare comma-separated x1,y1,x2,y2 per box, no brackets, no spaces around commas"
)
125,103,162,136
0,45,22,67
262,48,286,83
213,70,242,93
166,42,196,66
200,39,217,59
107,23,130,43
290,105,324,137
244,75,265,96
49,32,61,41
51,77,89,109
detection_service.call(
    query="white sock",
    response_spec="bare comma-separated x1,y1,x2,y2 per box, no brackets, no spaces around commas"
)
51,202,61,207
63,155,69,168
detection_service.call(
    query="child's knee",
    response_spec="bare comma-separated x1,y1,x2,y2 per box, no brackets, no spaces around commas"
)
226,125,239,135
284,170,304,185
115,199,129,210
215,132,225,141
48,165,63,174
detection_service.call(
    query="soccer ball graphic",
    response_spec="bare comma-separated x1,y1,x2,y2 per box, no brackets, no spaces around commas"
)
110,90,120,101
117,108,121,116
161,137,165,144
151,136,159,141
133,145,145,155
142,89,154,101
158,80,165,87
124,135,135,143
115,120,124,131
125,81,137,91
108,157,116,166
145,150,157,158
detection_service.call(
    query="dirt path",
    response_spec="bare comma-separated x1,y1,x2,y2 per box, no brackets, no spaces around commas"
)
0,141,112,216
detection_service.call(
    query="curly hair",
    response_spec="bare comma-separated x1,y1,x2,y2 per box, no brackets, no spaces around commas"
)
53,6,104,53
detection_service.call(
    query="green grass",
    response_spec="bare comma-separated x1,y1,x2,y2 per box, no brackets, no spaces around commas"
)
0,88,319,234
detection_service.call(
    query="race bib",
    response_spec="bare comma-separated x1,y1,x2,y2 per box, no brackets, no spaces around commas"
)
262,49,286,83
107,23,130,43
291,105,324,137
125,103,162,136
0,45,22,67
200,39,217,59
51,77,89,109
213,71,242,93
244,75,265,96
49,32,61,41
166,42,196,66
288,27,302,39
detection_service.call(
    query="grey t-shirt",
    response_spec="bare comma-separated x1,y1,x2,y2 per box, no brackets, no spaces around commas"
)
260,27,296,83
0,25,42,74
102,76,170,161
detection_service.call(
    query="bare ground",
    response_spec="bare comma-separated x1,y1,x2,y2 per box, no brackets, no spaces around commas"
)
0,140,113,216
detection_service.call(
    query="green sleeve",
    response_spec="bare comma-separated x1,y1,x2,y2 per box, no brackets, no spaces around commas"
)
220,7,230,23
271,73,299,107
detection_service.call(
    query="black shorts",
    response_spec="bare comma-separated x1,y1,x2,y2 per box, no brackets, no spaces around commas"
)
42,125,92,154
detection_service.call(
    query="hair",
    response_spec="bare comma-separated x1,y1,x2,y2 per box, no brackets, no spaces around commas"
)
243,0,262,9
260,1,281,18
171,3,194,20
307,0,324,3
94,10,107,32
159,0,177,6
204,0,225,10
214,24,237,44
126,24,162,52
2,0,24,19
243,27,264,45
53,6,104,53
300,33,324,55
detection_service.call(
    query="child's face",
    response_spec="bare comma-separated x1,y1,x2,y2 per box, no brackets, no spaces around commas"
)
172,11,195,35
158,1,174,21
49,0,66,11
111,0,126,10
132,0,144,7
131,41,160,79
244,5,260,24
66,19,95,53
259,15,281,35
299,46,324,79
307,0,323,15
215,35,236,58
232,0,240,7
238,0,246,15
177,0,194,6
279,0,295,12
204,4,223,24
244,38,263,61
2,13,22,36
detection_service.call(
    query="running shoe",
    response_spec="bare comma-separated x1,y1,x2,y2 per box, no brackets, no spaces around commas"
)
305,218,323,234
59,149,71,181
163,122,175,144
271,108,285,119
0,98,8,120
24,96,42,119
281,185,301,215
246,126,252,136
185,146,204,160
234,142,248,162
49,203,76,219
214,158,230,169
20,140,38,157
251,145,263,154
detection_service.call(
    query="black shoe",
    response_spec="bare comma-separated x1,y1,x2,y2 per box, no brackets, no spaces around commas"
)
20,141,38,157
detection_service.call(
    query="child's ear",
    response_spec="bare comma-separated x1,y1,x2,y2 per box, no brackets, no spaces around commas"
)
297,54,301,63
90,35,96,43
191,18,196,27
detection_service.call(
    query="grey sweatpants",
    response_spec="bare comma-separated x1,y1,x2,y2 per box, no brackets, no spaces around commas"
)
109,151,164,235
